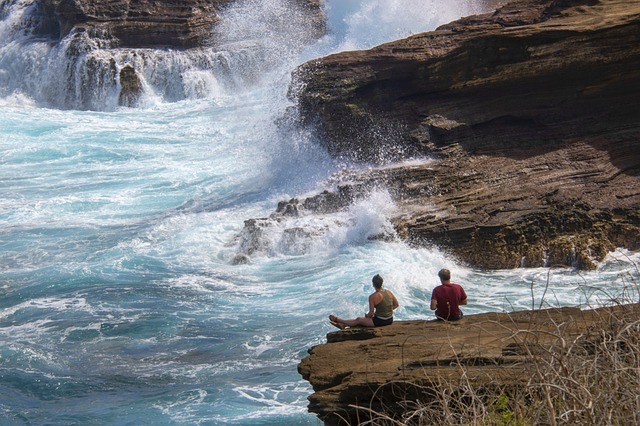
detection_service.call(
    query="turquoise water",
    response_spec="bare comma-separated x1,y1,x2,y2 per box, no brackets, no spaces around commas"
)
1,0,639,424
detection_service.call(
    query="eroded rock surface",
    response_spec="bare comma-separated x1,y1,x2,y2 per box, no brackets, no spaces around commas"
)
290,0,640,269
299,303,640,425
37,0,324,48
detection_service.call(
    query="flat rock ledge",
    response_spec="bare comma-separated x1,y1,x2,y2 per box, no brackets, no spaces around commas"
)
298,303,640,425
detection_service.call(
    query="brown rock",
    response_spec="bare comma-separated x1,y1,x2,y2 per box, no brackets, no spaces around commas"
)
290,0,640,269
39,0,325,48
39,0,226,48
118,64,142,107
299,303,640,425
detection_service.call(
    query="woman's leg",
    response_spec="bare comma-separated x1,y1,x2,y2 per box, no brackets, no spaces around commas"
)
340,316,375,327
329,315,375,328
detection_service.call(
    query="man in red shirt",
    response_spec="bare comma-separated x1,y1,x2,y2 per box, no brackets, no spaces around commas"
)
430,268,467,321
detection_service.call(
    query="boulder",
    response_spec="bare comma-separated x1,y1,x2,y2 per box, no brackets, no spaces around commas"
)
118,64,142,106
290,0,640,269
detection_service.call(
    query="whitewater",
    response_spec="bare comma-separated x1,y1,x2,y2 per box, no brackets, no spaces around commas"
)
1,0,638,424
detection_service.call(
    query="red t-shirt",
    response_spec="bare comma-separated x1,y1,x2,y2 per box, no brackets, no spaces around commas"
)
432,283,467,319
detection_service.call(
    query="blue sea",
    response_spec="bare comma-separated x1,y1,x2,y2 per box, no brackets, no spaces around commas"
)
1,0,638,424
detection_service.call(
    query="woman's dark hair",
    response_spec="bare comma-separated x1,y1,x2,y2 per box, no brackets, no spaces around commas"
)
372,274,384,288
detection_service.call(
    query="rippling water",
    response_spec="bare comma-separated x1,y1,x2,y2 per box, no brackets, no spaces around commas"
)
1,0,638,424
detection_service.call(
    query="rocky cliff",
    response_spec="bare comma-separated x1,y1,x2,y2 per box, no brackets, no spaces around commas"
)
37,0,225,48
13,0,326,108
299,303,640,425
36,0,324,48
289,0,640,270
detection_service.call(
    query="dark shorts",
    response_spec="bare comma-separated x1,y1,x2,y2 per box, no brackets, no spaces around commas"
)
436,312,463,321
373,316,393,327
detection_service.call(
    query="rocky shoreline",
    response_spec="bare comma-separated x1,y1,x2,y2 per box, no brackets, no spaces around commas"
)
292,3,640,421
285,0,640,270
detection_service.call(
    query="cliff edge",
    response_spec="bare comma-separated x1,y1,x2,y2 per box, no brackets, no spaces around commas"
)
299,303,640,425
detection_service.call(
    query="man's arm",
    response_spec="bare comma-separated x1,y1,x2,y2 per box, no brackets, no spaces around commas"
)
430,298,437,310
460,286,468,305
430,287,438,310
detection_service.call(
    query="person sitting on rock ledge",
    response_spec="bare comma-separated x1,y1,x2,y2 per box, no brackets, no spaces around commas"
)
431,268,467,321
329,274,399,329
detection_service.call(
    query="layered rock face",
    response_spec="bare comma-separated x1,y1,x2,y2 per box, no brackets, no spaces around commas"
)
43,0,221,48
38,0,324,48
299,304,640,425
292,0,640,269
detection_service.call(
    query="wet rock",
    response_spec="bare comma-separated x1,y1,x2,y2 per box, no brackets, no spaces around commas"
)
231,253,250,265
276,199,300,217
118,64,142,107
236,218,270,256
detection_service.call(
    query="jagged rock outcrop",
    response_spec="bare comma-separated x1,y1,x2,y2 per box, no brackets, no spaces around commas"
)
118,64,142,107
291,0,640,269
299,303,640,425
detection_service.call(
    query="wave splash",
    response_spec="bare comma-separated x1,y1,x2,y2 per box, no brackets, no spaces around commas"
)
0,0,324,110
0,0,480,110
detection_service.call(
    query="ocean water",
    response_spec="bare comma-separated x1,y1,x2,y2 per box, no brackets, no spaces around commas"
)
1,0,639,424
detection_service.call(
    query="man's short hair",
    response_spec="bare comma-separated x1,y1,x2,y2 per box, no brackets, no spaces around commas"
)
438,269,451,281
372,274,384,288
